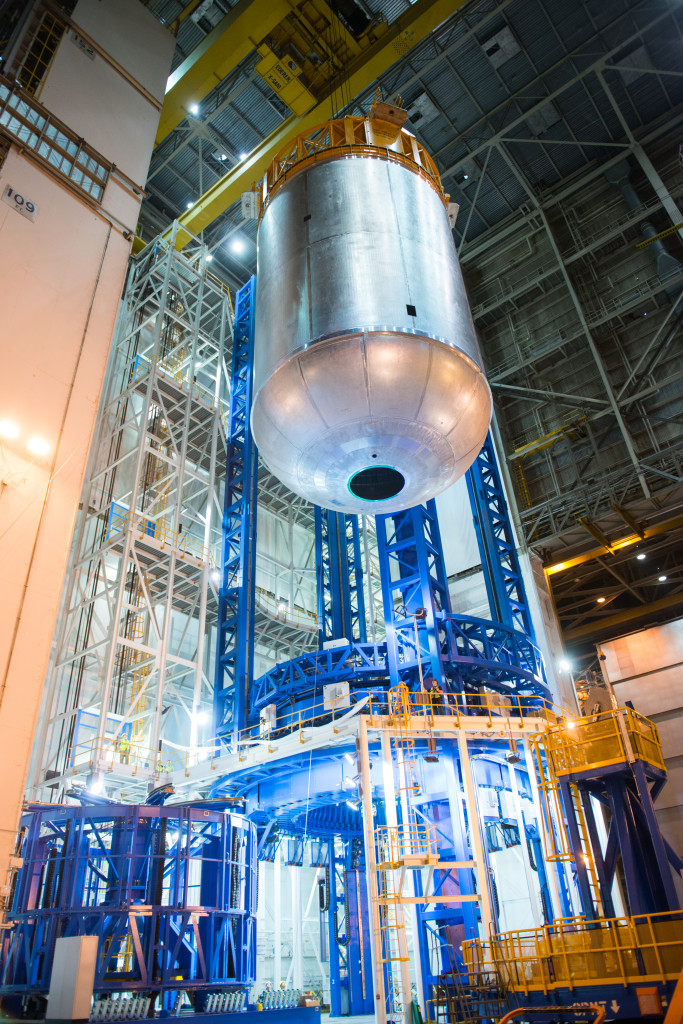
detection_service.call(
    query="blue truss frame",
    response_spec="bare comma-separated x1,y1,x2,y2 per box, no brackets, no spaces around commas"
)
376,499,452,689
214,278,258,745
0,804,257,999
315,509,366,645
555,757,681,917
466,431,535,639
250,614,548,713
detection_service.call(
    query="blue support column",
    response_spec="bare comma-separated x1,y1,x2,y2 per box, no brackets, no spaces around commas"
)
315,509,366,645
326,841,349,1015
214,278,258,745
376,499,452,690
466,431,535,639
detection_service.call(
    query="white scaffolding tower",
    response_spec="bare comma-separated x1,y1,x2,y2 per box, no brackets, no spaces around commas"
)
29,226,231,801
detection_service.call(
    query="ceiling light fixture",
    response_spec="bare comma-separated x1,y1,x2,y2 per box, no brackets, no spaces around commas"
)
658,575,667,582
186,201,194,209
231,237,245,254
27,437,49,456
0,420,19,439
636,553,646,560
189,103,199,115
597,596,606,603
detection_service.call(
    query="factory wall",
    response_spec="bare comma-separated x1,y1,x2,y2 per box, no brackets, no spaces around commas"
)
600,619,683,863
0,0,173,903
255,856,329,1003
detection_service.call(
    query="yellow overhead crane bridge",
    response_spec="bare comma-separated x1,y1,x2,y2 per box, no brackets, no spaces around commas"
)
152,0,466,249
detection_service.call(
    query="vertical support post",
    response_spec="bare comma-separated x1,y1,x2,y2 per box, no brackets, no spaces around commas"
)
521,736,570,920
557,779,598,918
274,846,282,988
376,500,451,690
362,516,378,643
291,865,303,991
456,732,494,936
630,761,680,911
359,716,385,1024
214,277,258,746
381,732,413,1024
326,840,344,1016
466,432,535,638
315,509,366,645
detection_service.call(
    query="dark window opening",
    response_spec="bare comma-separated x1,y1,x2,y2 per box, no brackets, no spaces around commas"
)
349,467,405,501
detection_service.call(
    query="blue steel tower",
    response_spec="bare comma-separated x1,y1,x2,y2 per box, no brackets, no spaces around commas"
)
211,274,681,1024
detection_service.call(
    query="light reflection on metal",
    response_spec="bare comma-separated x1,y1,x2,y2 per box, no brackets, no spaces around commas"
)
251,116,491,514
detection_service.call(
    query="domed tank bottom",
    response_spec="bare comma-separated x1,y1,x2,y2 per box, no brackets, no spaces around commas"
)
250,329,490,516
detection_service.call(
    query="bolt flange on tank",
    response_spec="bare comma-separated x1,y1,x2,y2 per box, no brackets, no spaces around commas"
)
251,108,492,514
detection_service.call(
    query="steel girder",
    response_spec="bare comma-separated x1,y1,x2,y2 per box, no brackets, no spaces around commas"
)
249,614,549,713
0,804,257,998
214,278,258,745
466,432,536,640
164,0,471,248
315,507,366,646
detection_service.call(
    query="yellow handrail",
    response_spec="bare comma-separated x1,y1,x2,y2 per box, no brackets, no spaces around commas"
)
463,911,683,992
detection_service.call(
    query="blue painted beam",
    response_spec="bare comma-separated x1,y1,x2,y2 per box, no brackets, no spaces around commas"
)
466,432,535,640
315,509,366,646
376,500,452,690
214,278,258,746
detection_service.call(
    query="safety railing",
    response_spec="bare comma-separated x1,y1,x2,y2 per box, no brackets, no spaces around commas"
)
260,115,447,211
364,689,566,729
539,706,665,777
107,505,211,565
0,75,110,201
375,823,439,869
129,352,220,411
195,690,569,777
463,911,683,992
70,737,186,778
254,585,318,633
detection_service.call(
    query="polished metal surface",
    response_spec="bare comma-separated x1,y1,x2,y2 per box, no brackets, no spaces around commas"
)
252,154,491,514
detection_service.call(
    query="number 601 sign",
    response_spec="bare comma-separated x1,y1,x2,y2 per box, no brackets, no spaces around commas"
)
2,183,39,222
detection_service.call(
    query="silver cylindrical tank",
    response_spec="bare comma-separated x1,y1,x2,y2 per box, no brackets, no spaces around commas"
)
251,117,491,514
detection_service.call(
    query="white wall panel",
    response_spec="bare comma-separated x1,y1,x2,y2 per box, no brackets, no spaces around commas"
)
600,619,683,854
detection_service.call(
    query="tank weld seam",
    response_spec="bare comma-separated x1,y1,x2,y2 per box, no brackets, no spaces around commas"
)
305,326,455,346
361,334,371,420
295,358,331,430
414,344,433,422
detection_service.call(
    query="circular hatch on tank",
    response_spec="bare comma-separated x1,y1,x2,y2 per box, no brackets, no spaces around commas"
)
348,466,405,502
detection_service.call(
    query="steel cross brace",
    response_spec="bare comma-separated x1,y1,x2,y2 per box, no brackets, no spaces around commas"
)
466,431,536,639
376,499,452,690
214,277,258,745
315,508,367,646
